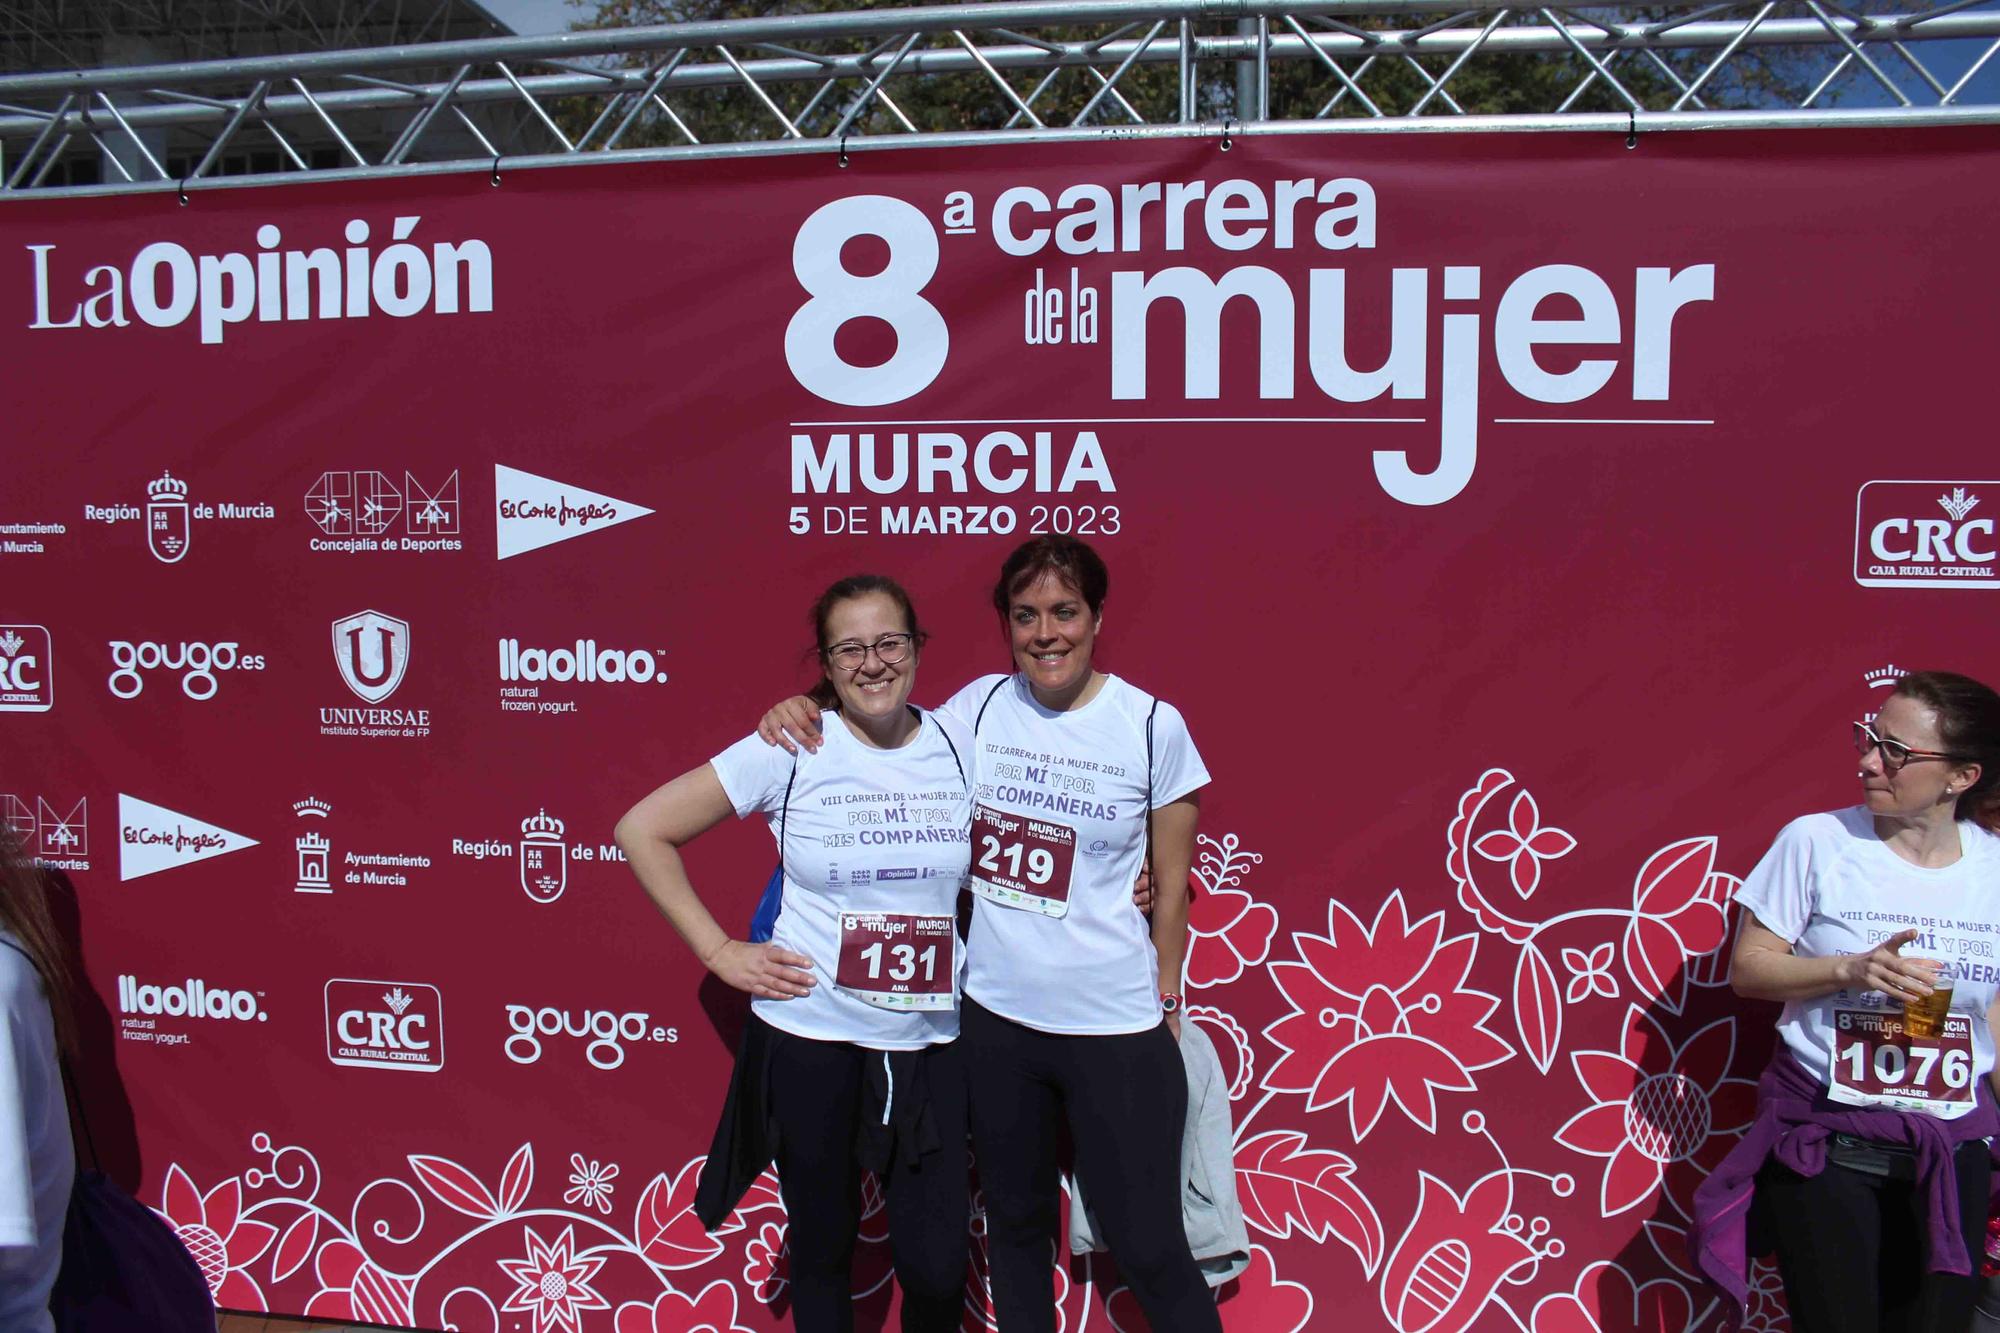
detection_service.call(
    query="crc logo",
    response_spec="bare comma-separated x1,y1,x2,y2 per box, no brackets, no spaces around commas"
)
108,640,266,700
117,975,266,1022
503,1005,678,1070
1855,482,1999,589
0,626,53,712
331,610,410,703
306,470,461,536
325,980,443,1072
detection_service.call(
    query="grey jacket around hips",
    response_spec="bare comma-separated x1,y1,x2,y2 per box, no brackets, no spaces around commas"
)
1067,1018,1251,1286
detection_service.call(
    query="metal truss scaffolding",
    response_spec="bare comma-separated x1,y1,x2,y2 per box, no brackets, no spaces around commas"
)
5,0,2000,195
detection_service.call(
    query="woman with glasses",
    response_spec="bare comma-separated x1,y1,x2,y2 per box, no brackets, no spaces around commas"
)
1692,670,2000,1333
615,574,972,1333
762,535,1222,1333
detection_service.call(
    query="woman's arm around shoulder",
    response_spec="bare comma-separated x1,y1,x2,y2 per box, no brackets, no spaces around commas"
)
613,767,816,1000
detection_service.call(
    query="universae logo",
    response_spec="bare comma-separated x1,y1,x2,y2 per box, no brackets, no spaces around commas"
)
1855,481,1999,589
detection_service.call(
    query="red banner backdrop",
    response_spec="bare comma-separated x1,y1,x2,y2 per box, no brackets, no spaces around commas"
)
4,126,1999,1333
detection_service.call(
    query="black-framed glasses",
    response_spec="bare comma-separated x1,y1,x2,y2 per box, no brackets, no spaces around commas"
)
1853,720,1961,774
826,633,916,670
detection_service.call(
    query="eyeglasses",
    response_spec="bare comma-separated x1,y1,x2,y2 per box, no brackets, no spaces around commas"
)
826,633,915,670
1852,720,1962,774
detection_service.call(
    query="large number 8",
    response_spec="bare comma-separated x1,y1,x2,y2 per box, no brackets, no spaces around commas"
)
785,195,948,406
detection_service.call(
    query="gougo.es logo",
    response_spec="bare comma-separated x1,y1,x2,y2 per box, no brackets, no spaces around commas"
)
108,639,267,700
503,1004,678,1070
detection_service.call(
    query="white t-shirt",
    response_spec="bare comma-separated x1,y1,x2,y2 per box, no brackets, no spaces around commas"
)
938,674,1210,1036
710,708,973,1051
1736,807,2000,1119
0,931,72,1333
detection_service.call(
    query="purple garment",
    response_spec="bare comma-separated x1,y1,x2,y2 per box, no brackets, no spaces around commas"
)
1688,1050,2000,1325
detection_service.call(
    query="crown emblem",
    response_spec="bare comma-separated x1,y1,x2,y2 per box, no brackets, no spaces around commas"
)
382,986,414,1016
147,471,189,501
1864,663,1908,689
0,630,21,657
292,797,331,818
521,809,565,842
1938,488,1980,523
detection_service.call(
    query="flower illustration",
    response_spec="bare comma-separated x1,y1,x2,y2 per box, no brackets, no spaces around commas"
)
1473,789,1577,900
497,1225,611,1333
1263,889,1513,1138
564,1153,619,1214
1623,839,1732,1015
1554,1007,1757,1218
1741,1259,1791,1333
1380,1166,1553,1333
1185,833,1275,989
1187,1004,1255,1100
615,1279,757,1333
1529,1261,1701,1333
155,1164,278,1311
303,1238,416,1326
1563,943,1619,1003
744,1221,789,1303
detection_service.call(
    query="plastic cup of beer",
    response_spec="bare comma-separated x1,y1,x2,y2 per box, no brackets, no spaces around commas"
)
1904,961,1955,1040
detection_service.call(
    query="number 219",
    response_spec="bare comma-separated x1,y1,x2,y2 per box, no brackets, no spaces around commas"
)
978,836,1055,885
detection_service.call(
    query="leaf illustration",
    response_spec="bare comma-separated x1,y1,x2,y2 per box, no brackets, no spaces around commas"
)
407,1153,501,1221
498,1142,534,1216
732,1168,784,1220
1625,914,1690,1016
1513,940,1563,1075
1234,1130,1384,1276
1634,838,1716,918
635,1159,734,1270
271,1209,318,1284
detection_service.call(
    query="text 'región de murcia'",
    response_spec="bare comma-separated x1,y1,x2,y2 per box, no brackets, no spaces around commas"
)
782,187,1717,506
26,216,493,345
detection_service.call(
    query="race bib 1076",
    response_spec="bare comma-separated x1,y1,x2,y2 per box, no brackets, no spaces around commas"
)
970,803,1077,918
1826,1007,1976,1114
835,912,956,1011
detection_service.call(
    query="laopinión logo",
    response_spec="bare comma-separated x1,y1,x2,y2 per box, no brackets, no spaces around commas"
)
80,471,276,564
494,465,653,560
497,637,669,718
305,468,463,554
503,1004,678,1070
118,974,266,1048
107,638,267,700
325,979,443,1072
1855,482,1999,589
0,626,53,712
28,215,493,345
323,610,431,739
2,793,89,872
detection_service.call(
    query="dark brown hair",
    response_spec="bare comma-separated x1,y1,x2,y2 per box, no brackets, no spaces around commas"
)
1892,670,2000,831
990,535,1109,620
804,574,925,710
0,827,78,1059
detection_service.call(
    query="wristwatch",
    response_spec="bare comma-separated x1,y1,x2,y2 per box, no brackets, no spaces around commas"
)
1160,992,1183,1015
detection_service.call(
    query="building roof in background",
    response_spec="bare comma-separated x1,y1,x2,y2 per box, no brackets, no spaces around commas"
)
2,0,517,74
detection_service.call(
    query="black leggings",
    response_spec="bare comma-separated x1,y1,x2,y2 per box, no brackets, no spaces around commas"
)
1756,1140,1991,1333
962,998,1222,1333
765,1025,968,1333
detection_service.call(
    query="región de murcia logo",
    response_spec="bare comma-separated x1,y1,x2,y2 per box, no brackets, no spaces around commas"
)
81,471,275,562
448,808,626,904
